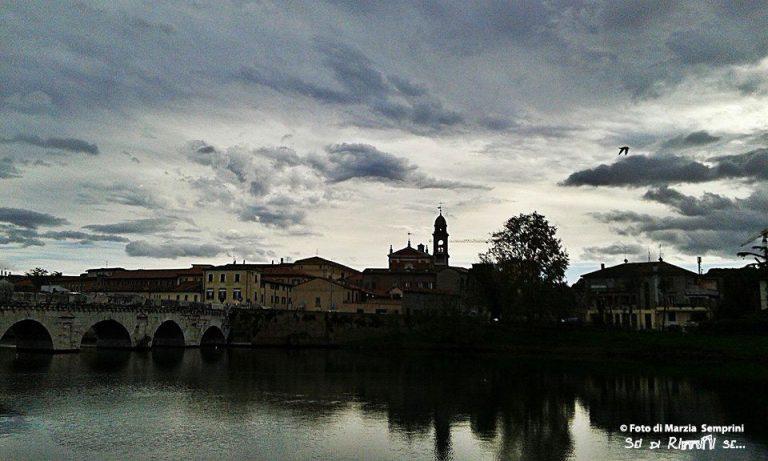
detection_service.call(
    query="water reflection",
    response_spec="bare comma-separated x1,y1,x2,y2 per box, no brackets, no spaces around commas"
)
0,348,766,460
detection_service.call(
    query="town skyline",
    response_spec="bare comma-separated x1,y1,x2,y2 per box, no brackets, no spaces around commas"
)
2,2,766,281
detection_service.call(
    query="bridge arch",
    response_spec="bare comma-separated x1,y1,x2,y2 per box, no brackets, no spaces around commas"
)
200,325,226,347
153,320,185,347
0,319,54,351
81,319,133,349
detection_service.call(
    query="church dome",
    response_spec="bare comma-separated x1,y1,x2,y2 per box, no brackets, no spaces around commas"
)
434,213,447,227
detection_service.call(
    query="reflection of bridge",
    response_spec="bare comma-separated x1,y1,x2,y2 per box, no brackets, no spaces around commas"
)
0,305,228,352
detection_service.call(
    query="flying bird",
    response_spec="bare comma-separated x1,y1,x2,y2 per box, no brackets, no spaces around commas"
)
618,146,630,155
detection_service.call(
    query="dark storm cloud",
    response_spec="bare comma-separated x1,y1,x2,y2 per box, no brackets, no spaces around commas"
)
642,186,734,216
125,241,225,258
0,158,21,179
0,135,99,155
83,218,175,235
561,155,715,187
238,201,307,229
661,130,721,149
593,186,768,256
562,148,768,187
319,143,488,189
0,208,68,229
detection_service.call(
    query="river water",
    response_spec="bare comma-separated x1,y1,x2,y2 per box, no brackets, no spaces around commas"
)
0,348,766,460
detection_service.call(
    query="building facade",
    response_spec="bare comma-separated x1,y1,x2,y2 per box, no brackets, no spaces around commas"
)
580,259,719,330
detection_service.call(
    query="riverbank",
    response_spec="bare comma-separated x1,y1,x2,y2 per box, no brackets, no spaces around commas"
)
228,310,768,363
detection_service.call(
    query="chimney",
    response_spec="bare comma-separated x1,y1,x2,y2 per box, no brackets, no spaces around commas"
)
417,243,425,252
623,259,628,264
600,263,605,270
389,245,393,255
280,257,284,264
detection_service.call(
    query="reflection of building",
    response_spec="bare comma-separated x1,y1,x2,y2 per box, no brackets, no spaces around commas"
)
361,211,468,314
580,259,719,329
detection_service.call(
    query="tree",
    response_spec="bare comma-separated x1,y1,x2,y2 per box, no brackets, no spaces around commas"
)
25,267,55,289
480,212,570,321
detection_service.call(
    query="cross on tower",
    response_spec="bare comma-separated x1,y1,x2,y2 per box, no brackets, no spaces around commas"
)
437,203,443,215
407,232,412,247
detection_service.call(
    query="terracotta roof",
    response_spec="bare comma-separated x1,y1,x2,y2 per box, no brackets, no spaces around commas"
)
293,256,360,273
581,261,698,279
390,246,429,258
169,281,202,293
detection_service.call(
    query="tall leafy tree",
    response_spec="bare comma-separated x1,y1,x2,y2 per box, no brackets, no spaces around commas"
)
480,212,570,321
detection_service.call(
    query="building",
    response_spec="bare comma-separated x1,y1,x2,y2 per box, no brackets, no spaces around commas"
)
705,266,767,315
203,263,263,306
580,259,719,330
292,256,360,281
53,265,209,302
359,211,470,315
260,276,293,309
290,277,399,314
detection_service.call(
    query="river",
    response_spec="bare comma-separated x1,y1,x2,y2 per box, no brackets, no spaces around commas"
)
0,348,766,460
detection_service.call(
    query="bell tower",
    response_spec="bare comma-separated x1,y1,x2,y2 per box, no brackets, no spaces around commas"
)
432,207,449,267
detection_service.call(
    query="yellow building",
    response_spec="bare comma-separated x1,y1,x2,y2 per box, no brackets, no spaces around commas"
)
293,257,360,281
260,277,293,309
291,277,400,314
203,263,262,306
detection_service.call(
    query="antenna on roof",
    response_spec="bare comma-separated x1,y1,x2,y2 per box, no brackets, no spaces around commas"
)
407,232,412,247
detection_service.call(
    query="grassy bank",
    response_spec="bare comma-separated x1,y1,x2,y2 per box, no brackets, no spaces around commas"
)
345,320,768,362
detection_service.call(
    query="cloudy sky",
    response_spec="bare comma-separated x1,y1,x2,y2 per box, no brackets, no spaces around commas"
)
2,1,767,280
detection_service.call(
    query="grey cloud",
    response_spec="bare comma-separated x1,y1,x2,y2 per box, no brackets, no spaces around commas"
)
593,186,768,256
643,186,734,216
562,155,715,187
321,143,487,189
83,218,175,235
237,40,495,133
0,208,68,229
125,240,225,258
238,201,307,229
0,225,45,247
562,148,768,187
0,158,21,179
581,243,647,261
661,130,721,149
0,134,99,155
78,183,167,210
40,230,129,244
186,141,251,183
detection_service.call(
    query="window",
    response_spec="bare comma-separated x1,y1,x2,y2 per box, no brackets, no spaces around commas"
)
281,297,286,304
207,273,213,282
261,294,264,303
218,289,227,302
233,289,242,301
315,297,321,308
667,312,676,322
176,295,180,300
194,295,198,302
206,289,213,300
235,273,240,283
184,295,188,301
220,273,226,283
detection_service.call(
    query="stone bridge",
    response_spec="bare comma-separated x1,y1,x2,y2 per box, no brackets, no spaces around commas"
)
0,304,229,352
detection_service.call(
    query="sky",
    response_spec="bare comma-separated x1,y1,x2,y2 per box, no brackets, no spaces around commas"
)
1,1,767,281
